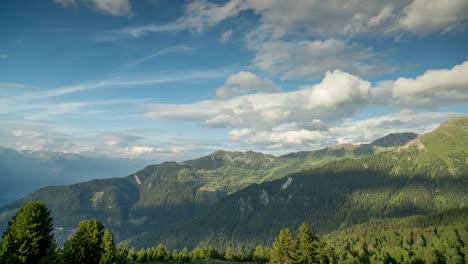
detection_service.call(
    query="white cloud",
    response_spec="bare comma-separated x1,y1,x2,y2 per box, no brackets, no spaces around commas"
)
104,0,468,40
126,45,193,68
53,0,131,16
104,0,245,39
143,62,468,150
400,0,468,34
251,39,391,79
229,110,461,150
146,69,371,129
220,30,233,43
216,71,279,99
1,69,226,103
373,60,468,107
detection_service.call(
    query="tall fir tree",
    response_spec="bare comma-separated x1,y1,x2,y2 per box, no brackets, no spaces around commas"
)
225,246,235,261
62,219,105,264
253,245,270,263
99,229,116,264
296,223,318,264
270,228,297,264
0,201,55,264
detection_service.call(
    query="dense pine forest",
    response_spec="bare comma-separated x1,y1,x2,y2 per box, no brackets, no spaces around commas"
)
1,201,467,263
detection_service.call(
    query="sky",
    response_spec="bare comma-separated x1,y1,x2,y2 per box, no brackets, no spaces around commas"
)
0,0,467,162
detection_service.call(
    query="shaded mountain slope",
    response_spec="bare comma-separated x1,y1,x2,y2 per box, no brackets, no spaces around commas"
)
0,132,406,245
122,117,468,248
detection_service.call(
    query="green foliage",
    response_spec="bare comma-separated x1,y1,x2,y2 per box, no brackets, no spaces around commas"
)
152,244,171,261
100,229,117,264
136,248,147,262
295,223,318,264
127,248,137,261
172,247,190,262
270,228,296,264
253,245,269,263
0,201,54,264
326,209,468,264
225,246,235,261
62,219,105,264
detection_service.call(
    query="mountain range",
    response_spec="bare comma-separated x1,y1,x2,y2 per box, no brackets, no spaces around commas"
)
0,148,149,206
0,117,466,250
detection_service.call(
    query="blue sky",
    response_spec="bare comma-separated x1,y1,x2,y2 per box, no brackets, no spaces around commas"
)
1,0,467,161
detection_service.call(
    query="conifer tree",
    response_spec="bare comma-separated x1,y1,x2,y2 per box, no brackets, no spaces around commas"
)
153,244,170,261
127,248,137,261
225,246,235,261
236,246,245,261
62,219,105,264
296,223,318,264
99,229,116,264
253,245,269,263
270,228,297,264
0,201,55,264
136,248,147,262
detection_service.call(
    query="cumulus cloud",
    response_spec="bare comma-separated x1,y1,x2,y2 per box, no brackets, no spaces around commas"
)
146,69,371,129
251,39,392,79
54,0,131,16
373,60,468,107
216,71,279,99
229,110,460,151
144,62,468,150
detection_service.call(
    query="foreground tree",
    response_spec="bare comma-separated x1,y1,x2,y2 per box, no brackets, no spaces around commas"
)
0,201,55,264
253,245,270,263
99,229,117,264
62,219,105,264
270,228,296,264
296,223,318,264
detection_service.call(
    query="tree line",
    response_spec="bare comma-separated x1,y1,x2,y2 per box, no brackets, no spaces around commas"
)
1,202,466,263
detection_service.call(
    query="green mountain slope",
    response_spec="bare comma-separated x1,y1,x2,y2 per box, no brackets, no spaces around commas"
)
0,133,390,245
122,117,468,249
325,208,468,263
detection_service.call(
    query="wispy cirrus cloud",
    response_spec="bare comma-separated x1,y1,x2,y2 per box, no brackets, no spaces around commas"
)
126,45,194,68
2,69,227,102
54,0,132,16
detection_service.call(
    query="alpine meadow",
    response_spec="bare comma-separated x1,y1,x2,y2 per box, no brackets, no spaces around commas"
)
1,1,468,264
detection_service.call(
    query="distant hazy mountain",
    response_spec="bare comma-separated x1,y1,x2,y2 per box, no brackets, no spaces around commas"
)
0,148,150,205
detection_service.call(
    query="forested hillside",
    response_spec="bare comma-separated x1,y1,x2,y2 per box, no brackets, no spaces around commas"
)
0,117,466,250
123,117,468,248
0,132,396,244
